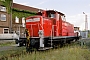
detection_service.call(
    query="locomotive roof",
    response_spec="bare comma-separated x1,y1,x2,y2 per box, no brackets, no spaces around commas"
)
46,10,65,16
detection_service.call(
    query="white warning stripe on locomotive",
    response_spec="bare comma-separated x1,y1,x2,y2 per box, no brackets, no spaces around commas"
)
26,18,40,22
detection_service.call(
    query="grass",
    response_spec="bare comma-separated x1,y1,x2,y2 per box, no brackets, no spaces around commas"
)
0,42,90,60
7,43,90,60
88,34,90,38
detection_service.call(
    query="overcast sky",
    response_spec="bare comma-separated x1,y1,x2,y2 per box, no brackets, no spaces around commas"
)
13,0,90,30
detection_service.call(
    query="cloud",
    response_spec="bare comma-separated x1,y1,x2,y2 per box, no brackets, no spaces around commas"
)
20,3,28,5
66,13,90,30
13,0,29,6
89,4,90,6
34,0,50,6
17,2,29,5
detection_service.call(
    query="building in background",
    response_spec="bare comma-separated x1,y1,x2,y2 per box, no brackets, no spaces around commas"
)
0,0,13,34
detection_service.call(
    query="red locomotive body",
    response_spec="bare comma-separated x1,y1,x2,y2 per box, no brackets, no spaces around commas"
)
26,10,79,50
62,21,74,36
26,16,52,37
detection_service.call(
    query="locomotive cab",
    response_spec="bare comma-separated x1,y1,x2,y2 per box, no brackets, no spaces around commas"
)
37,10,66,36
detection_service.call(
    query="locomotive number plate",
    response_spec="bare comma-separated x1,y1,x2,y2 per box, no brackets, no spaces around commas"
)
26,18,40,22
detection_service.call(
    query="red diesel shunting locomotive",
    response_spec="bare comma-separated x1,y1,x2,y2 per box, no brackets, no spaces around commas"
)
26,10,79,51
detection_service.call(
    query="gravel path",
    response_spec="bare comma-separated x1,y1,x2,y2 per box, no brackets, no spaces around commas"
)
0,46,14,51
0,40,26,52
0,44,21,51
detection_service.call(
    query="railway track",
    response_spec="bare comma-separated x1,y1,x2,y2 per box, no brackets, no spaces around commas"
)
0,37,87,52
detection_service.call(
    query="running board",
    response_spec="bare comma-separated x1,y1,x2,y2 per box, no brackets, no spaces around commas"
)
38,47,53,50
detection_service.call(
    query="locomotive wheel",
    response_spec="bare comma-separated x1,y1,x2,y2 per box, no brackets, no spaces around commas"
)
30,39,36,46
67,40,71,44
31,39,39,50
60,41,64,47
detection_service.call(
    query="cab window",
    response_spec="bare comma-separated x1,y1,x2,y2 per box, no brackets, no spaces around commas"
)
48,13,55,18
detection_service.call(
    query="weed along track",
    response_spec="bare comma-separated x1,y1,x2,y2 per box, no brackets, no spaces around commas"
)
0,42,79,60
